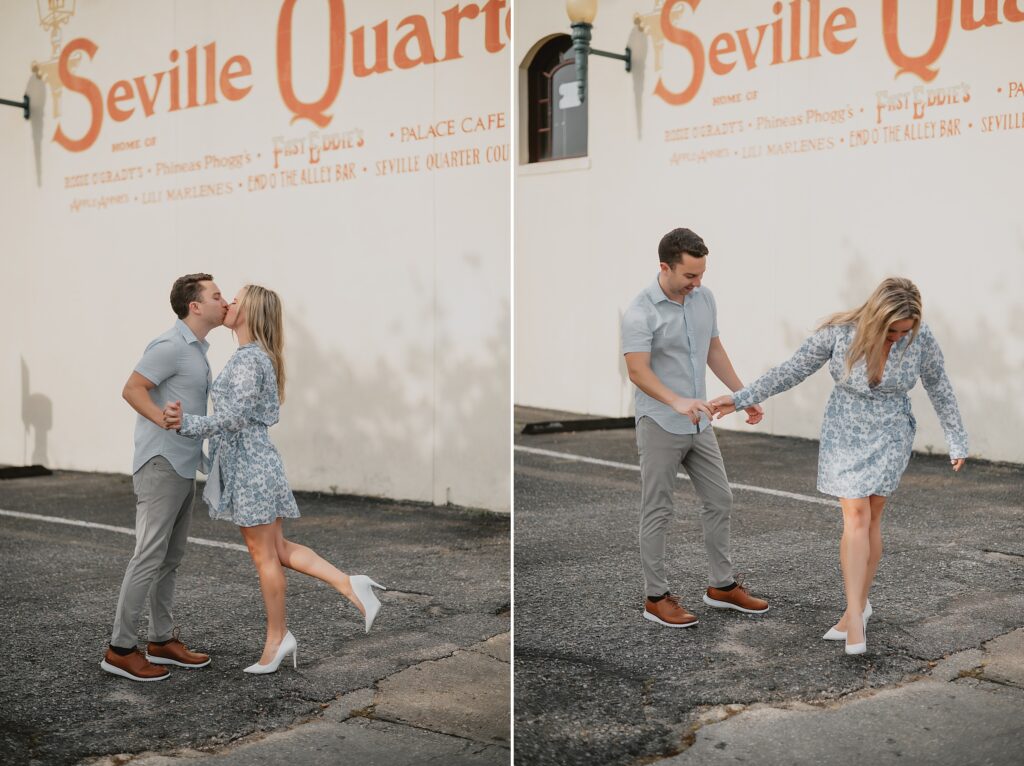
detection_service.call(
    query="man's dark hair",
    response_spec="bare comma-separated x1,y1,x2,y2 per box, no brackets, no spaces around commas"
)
658,228,708,266
170,273,214,319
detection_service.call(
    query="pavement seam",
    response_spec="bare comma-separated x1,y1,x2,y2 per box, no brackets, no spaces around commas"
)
355,632,511,749
366,711,510,749
953,669,1024,691
311,631,512,723
981,547,1024,560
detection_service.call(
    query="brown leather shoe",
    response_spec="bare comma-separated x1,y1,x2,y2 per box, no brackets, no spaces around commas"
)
100,647,170,682
643,593,699,628
146,628,211,668
703,580,769,614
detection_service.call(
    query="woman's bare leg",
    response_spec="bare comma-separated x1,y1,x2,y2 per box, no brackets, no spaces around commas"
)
838,497,871,645
834,495,886,633
270,520,364,616
240,522,288,664
864,495,886,602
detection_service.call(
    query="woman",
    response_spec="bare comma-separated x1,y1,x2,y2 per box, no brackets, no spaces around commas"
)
163,284,385,674
710,278,966,655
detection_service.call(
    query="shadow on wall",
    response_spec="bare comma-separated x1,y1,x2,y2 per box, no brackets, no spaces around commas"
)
277,291,510,508
26,73,46,187
21,357,52,466
617,307,635,416
628,23,647,140
433,294,511,504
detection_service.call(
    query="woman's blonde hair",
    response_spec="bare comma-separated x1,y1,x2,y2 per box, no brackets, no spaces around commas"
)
819,277,922,386
237,284,286,402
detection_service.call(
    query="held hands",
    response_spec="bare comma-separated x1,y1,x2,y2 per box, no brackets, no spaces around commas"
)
709,395,737,418
670,396,765,426
706,396,764,425
163,400,182,431
670,397,714,425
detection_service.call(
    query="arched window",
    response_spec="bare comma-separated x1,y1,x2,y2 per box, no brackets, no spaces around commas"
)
526,35,588,163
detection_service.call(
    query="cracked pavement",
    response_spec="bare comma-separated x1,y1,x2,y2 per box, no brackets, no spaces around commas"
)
662,630,1024,765
513,406,1024,766
0,471,509,765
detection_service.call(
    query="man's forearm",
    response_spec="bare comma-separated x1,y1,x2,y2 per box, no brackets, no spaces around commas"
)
124,386,166,428
629,366,688,406
708,347,745,392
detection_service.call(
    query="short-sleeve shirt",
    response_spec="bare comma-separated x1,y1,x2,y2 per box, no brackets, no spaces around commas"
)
132,320,212,478
621,277,719,435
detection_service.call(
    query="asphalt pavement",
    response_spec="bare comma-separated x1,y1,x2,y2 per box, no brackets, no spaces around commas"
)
0,471,510,766
513,406,1024,766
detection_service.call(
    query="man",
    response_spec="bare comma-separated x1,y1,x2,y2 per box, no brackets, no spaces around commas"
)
621,228,769,628
100,274,227,680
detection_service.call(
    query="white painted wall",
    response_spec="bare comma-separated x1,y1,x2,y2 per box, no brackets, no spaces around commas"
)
1,0,511,512
515,0,1024,464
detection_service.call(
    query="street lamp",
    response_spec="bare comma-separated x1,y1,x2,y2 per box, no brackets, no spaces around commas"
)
566,0,632,103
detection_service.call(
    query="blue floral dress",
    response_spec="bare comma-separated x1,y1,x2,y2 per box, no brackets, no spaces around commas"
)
179,343,300,526
732,323,967,498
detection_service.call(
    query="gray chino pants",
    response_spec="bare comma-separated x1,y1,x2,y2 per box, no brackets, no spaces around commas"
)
637,416,734,597
110,455,195,648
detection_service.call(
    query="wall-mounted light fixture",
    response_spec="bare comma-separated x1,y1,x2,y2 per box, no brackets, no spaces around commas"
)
566,0,632,103
1,94,30,119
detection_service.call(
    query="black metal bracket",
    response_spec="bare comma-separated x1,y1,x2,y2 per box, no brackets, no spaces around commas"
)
0,95,30,120
590,47,632,72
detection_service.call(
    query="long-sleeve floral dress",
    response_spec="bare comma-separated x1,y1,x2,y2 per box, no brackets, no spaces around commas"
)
732,322,968,498
179,343,300,526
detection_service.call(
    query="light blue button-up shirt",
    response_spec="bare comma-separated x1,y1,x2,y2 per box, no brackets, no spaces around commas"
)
132,319,212,478
621,277,719,435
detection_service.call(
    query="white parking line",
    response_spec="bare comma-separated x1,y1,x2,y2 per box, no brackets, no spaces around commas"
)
0,508,249,551
514,445,837,508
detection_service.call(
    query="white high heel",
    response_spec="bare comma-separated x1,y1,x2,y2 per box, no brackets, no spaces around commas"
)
822,600,872,641
350,575,386,633
845,612,867,656
243,631,297,674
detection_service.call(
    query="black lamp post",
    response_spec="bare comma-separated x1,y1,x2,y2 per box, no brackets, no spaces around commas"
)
566,0,632,103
